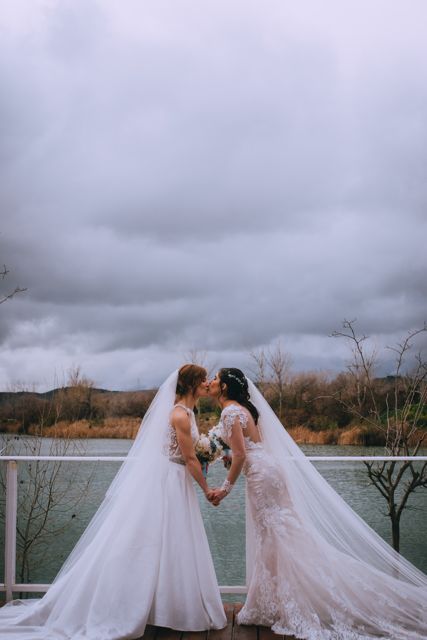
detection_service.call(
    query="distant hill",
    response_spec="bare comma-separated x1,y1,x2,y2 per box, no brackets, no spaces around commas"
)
0,386,158,434
0,387,156,403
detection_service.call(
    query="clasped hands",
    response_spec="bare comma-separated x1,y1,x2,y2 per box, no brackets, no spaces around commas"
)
205,487,227,507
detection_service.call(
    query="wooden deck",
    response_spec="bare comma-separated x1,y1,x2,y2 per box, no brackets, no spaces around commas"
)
138,604,296,640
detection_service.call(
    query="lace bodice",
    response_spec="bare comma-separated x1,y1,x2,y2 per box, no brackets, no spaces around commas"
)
164,404,199,464
216,404,261,451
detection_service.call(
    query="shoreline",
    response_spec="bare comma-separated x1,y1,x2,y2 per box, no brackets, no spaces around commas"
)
0,417,391,446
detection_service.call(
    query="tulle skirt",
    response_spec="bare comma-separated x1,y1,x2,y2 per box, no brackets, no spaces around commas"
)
147,461,226,630
238,446,427,639
0,461,226,639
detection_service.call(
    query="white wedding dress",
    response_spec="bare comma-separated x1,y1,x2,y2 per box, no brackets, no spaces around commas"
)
215,398,427,640
151,403,226,631
0,372,226,639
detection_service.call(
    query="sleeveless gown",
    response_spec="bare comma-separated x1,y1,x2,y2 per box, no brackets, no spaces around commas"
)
149,404,226,630
214,404,427,640
0,403,226,638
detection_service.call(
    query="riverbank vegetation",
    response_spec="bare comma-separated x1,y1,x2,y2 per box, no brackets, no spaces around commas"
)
1,366,425,446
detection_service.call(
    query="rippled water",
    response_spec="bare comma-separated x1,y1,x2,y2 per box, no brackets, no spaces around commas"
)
0,438,426,593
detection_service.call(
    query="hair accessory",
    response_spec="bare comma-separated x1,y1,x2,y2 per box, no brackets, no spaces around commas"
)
226,372,247,387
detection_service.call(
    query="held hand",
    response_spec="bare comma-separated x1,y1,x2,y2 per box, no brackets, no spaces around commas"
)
205,489,219,507
208,487,227,506
205,489,218,504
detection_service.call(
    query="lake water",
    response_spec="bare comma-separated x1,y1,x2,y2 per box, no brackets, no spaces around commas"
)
0,438,426,594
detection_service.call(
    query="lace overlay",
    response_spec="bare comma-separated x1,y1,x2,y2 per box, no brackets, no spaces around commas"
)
216,404,262,457
237,446,427,639
216,405,265,477
217,404,248,439
163,404,199,464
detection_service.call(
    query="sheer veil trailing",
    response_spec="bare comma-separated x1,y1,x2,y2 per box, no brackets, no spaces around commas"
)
53,368,179,582
0,370,180,640
246,378,427,591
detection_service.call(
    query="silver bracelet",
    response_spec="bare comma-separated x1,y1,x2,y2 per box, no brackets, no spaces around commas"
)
221,479,233,495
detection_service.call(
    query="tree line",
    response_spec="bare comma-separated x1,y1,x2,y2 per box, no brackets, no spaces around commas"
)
1,364,426,446
0,367,155,436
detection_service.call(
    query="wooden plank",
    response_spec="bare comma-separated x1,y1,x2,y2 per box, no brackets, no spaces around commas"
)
152,626,182,640
207,604,234,640
259,625,292,640
181,630,207,640
258,627,278,640
138,625,158,640
232,622,257,640
231,604,257,640
260,625,296,640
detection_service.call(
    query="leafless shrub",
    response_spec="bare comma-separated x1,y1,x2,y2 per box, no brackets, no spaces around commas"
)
332,319,427,551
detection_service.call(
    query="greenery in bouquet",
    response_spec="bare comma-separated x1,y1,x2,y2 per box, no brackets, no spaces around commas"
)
208,427,232,469
195,432,224,465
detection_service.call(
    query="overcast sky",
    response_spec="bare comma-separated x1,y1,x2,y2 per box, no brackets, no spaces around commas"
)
1,0,426,390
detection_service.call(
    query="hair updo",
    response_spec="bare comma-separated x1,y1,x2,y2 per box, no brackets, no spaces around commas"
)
219,368,259,424
176,364,207,397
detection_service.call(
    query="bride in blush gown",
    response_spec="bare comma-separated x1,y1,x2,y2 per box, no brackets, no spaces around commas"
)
0,365,226,639
209,368,427,639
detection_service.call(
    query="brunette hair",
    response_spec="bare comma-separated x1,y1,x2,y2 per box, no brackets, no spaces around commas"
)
176,364,207,397
219,368,259,424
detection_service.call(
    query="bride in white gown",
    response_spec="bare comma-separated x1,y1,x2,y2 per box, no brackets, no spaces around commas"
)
0,365,226,639
209,368,427,639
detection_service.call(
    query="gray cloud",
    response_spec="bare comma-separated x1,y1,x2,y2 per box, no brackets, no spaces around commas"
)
1,0,426,389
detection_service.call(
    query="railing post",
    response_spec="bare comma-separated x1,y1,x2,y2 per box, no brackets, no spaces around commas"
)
5,460,17,602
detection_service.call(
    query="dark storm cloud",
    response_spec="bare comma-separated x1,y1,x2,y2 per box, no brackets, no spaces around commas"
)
0,0,426,388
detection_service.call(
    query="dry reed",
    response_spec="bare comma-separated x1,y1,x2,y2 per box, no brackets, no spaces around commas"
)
27,417,141,439
18,417,420,447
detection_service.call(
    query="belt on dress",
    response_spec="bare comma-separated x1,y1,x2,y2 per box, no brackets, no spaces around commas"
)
169,456,186,466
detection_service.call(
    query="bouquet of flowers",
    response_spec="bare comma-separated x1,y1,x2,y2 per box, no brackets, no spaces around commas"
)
208,426,232,469
209,427,233,471
195,431,225,477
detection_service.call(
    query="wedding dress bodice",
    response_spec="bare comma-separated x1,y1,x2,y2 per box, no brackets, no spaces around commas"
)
164,404,199,464
216,404,263,454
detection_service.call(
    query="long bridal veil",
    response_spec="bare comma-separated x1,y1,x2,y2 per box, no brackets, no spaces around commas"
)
245,378,427,634
0,370,179,640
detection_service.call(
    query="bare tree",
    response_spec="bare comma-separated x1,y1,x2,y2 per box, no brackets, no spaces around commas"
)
267,341,293,421
332,319,427,551
183,347,217,377
249,347,268,394
249,341,293,420
55,366,97,423
0,383,94,590
0,264,27,304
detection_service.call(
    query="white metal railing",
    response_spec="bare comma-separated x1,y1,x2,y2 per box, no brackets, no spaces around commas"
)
1,455,426,601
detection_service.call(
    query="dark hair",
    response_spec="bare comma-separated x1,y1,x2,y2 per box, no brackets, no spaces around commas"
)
176,364,207,397
219,368,259,424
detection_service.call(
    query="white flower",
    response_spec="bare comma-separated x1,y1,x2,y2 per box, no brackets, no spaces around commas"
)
195,433,224,464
